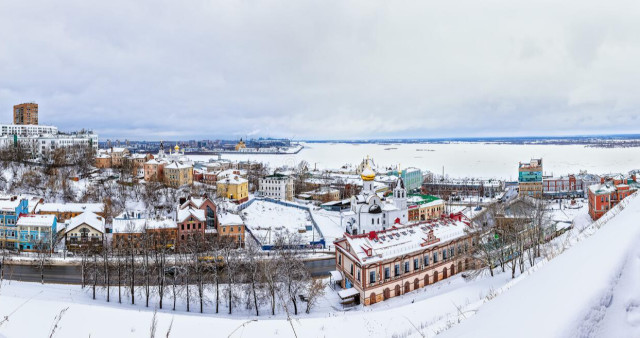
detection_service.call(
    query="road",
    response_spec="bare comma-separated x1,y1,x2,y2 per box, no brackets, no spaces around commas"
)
0,258,336,285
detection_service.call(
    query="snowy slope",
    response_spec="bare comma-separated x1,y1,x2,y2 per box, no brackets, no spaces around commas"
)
441,195,640,338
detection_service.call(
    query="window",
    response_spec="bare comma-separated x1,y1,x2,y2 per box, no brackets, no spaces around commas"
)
350,264,354,275
404,261,410,273
384,267,390,279
338,254,342,265
433,252,438,263
357,269,361,282
442,249,447,260
369,271,376,284
414,258,419,270
424,255,429,266
395,264,400,276
450,248,455,258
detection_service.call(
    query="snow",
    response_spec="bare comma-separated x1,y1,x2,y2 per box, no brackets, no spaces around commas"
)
189,142,640,179
217,211,243,225
341,218,469,263
440,193,640,338
66,211,106,233
16,214,56,227
242,200,320,246
177,208,205,222
2,193,634,338
35,202,104,214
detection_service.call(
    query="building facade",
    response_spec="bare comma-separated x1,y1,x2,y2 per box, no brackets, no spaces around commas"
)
342,164,408,235
334,214,472,306
64,212,106,253
388,167,423,192
588,175,639,220
216,176,249,203
16,214,57,252
217,212,245,247
259,174,295,201
13,102,38,125
518,159,543,198
164,162,194,187
0,124,57,137
0,197,30,249
36,203,104,222
407,194,445,221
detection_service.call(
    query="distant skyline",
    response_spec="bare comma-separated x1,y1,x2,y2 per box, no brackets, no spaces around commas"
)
2,1,640,141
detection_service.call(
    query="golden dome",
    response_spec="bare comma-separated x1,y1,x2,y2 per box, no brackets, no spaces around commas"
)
174,144,180,151
361,165,376,181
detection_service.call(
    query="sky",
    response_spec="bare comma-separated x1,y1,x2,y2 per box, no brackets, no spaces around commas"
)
1,0,639,141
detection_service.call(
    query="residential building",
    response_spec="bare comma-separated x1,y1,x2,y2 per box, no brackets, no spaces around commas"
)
216,175,249,203
0,124,57,137
518,159,543,198
259,174,295,201
13,102,38,125
406,194,445,221
36,203,104,222
334,214,472,305
179,196,217,230
388,167,423,192
111,216,178,251
16,214,57,252
298,187,341,203
217,211,245,247
64,212,106,253
588,175,639,220
0,197,29,249
144,158,167,182
422,178,503,199
164,161,194,187
542,175,584,198
176,207,206,246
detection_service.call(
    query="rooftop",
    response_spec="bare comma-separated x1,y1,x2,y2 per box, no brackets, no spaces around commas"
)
338,216,470,264
16,214,56,227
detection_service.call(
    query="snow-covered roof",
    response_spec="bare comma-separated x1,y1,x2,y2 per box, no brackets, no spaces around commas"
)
177,208,205,222
165,161,192,169
112,217,177,233
338,217,470,264
16,214,56,227
180,197,209,209
338,288,359,299
0,199,23,211
218,212,243,225
219,175,248,185
66,211,105,233
35,203,103,214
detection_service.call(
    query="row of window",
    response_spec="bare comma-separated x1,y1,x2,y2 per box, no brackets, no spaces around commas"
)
339,242,469,285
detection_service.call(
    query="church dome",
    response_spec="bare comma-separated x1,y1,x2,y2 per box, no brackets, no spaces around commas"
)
174,144,180,152
361,166,376,181
368,204,382,214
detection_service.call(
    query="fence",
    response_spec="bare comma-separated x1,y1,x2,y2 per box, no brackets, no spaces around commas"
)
240,197,326,250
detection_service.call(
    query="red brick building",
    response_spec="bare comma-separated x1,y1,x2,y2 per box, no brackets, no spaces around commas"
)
588,175,639,220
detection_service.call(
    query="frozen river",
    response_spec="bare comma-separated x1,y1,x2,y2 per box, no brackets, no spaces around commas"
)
189,142,640,180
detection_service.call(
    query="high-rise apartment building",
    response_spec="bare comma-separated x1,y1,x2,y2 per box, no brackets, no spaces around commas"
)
13,102,38,125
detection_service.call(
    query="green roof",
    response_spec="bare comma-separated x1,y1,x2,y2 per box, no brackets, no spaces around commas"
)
407,194,441,205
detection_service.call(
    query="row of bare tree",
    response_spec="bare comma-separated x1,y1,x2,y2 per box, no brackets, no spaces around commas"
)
469,197,552,279
79,231,324,317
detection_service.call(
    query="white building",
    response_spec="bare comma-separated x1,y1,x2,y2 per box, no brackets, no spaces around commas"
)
342,161,409,235
0,132,98,158
0,124,58,137
259,174,295,201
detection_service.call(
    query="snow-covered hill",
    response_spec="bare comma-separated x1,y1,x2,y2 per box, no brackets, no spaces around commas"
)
441,194,640,337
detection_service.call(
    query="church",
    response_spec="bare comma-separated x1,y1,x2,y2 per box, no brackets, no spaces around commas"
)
342,161,409,235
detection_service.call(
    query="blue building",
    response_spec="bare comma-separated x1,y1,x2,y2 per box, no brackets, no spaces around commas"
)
16,214,58,251
0,197,29,249
388,167,423,192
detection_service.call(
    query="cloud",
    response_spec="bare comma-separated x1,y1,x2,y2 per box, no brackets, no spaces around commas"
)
0,0,639,140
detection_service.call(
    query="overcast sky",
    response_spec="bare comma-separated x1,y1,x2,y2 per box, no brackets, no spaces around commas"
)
1,0,639,141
